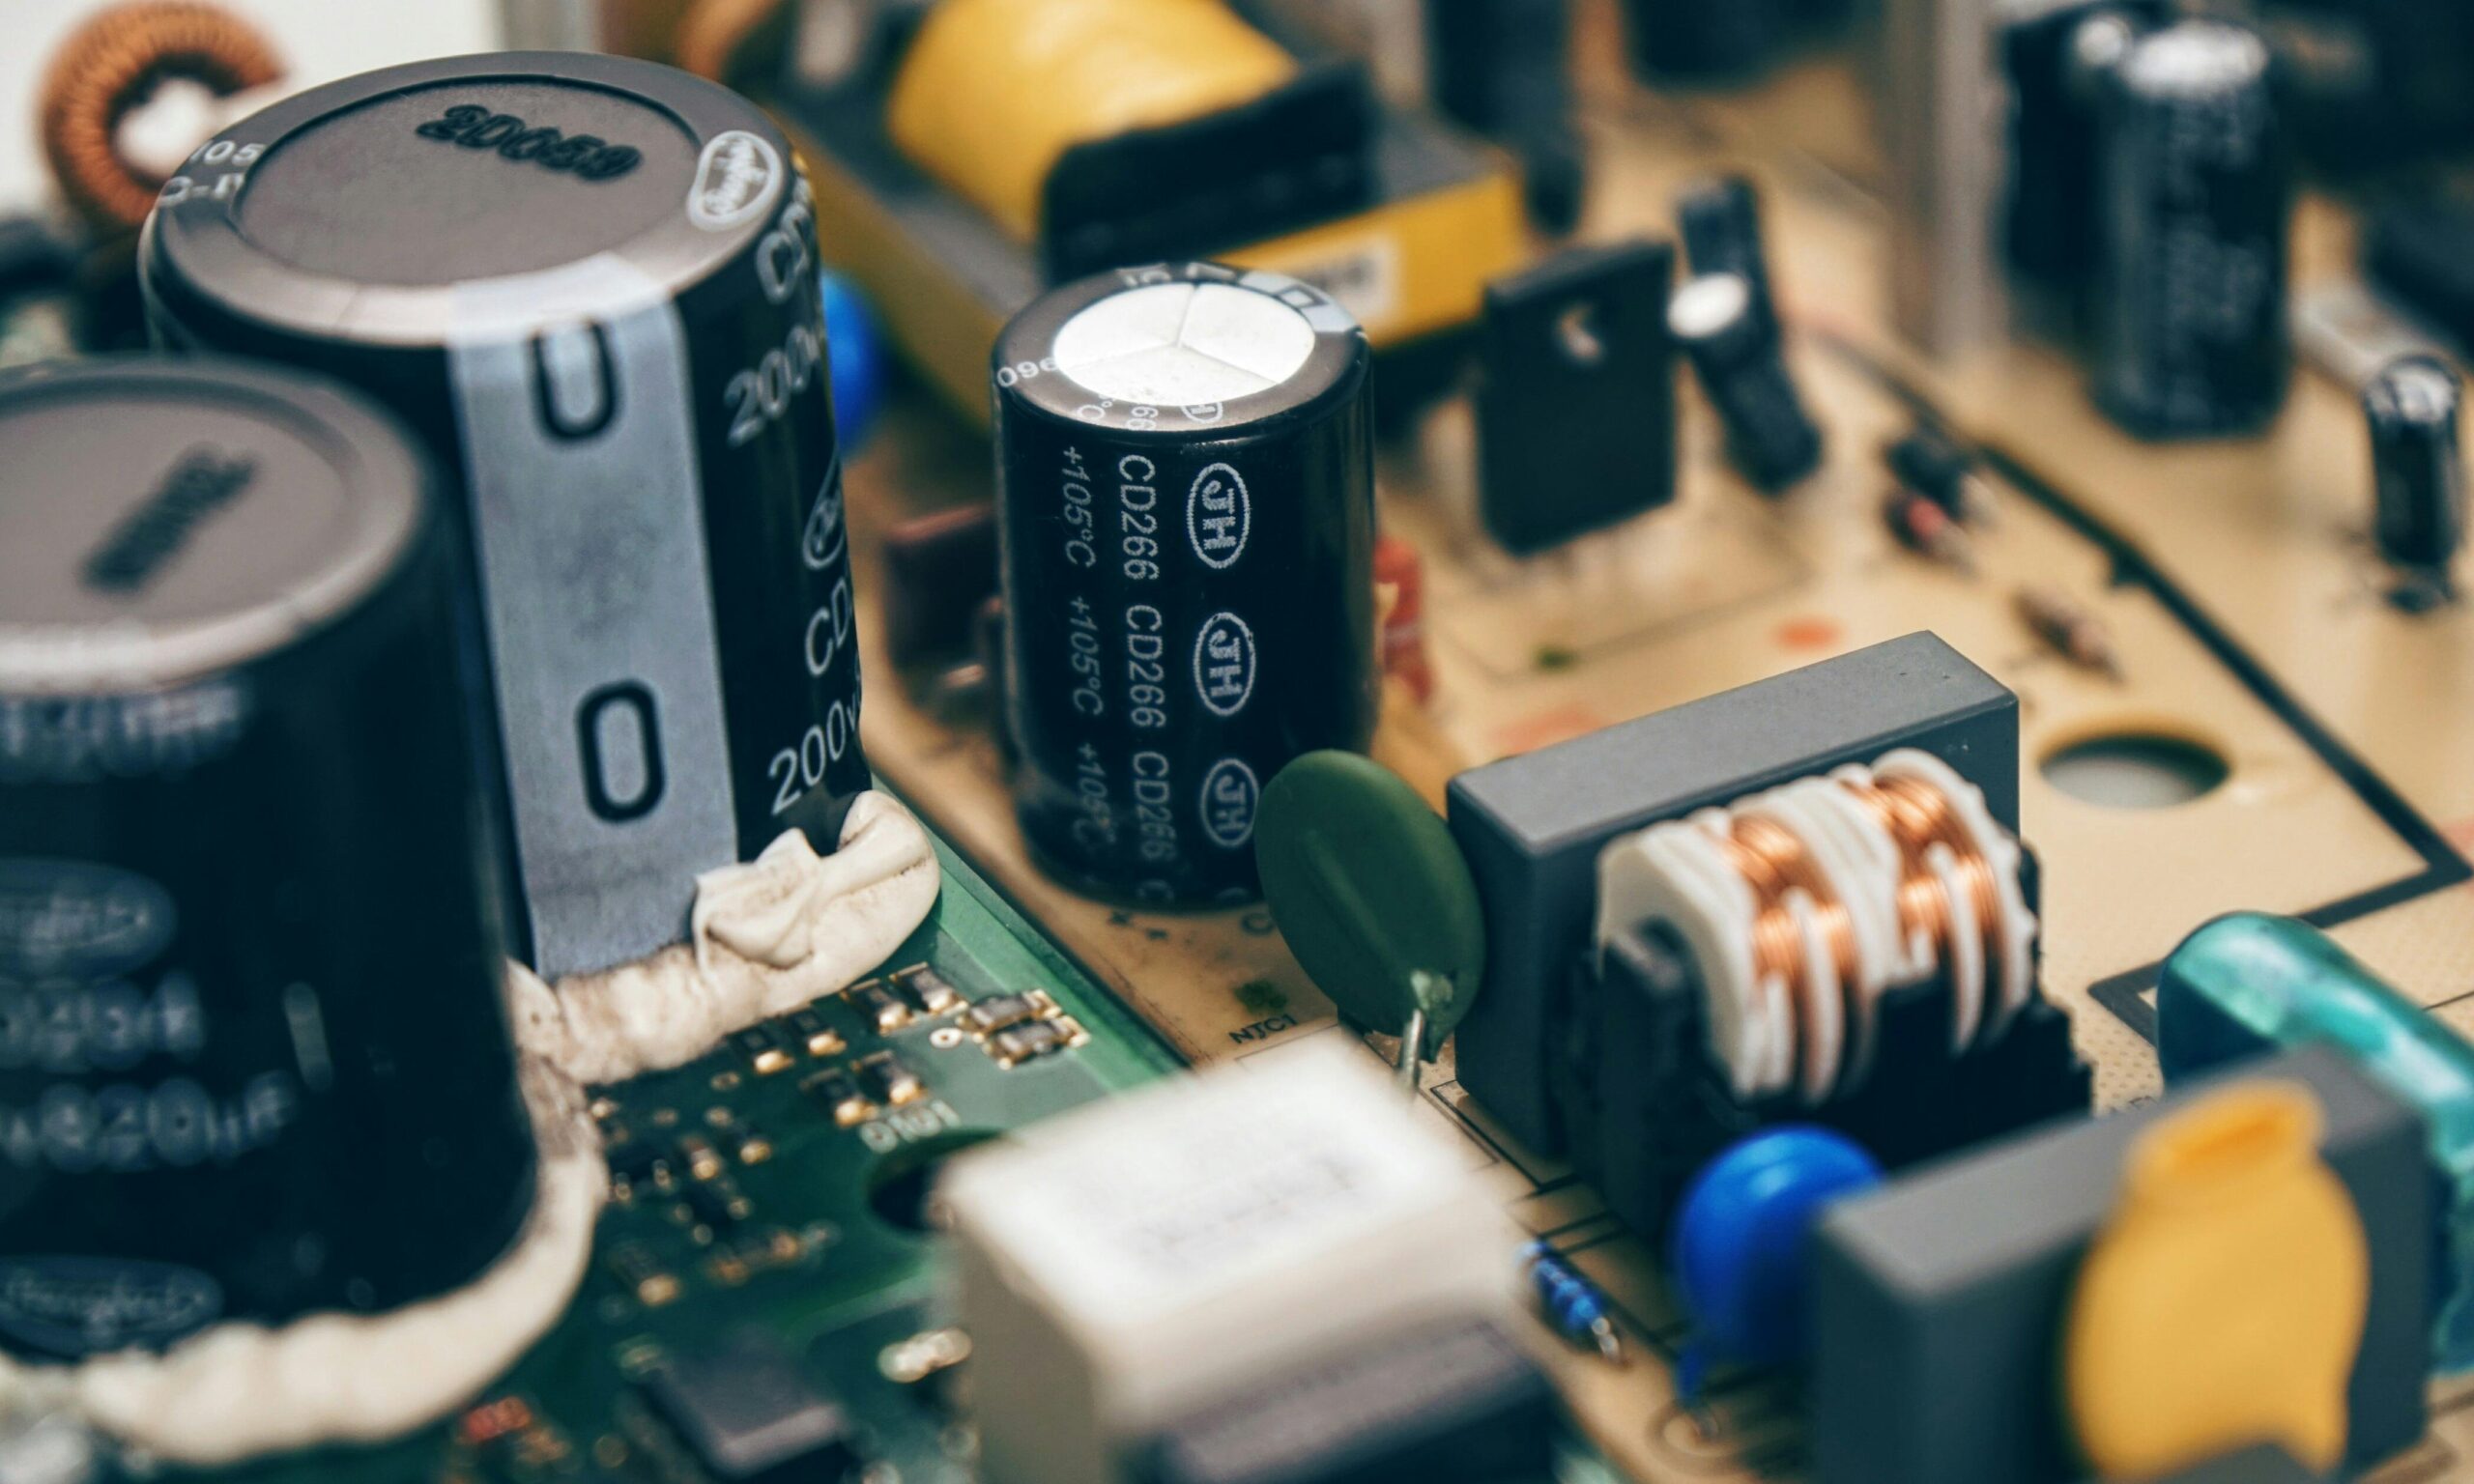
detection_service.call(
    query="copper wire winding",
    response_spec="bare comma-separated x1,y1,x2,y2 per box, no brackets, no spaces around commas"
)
37,1,282,234
1713,766,2010,1094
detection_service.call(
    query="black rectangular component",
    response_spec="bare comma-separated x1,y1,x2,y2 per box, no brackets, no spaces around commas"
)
1445,632,2019,1152
1475,240,1678,555
1135,1317,1555,1484
1583,913,2085,1245
1811,1044,2431,1484
643,1336,855,1482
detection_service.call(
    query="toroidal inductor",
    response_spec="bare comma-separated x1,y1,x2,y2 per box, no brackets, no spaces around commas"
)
38,1,283,233
1598,750,2035,1105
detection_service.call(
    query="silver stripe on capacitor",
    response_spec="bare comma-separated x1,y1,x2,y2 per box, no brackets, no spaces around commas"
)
449,260,740,974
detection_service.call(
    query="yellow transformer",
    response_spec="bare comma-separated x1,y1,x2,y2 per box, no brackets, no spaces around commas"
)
768,0,1527,420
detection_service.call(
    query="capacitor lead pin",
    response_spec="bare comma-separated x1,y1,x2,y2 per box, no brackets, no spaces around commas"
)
2364,355,2465,595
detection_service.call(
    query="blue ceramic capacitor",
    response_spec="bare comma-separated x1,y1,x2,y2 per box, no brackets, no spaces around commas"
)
1671,1127,1884,1394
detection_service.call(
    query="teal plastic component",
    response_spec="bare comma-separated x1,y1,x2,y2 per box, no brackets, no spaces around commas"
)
2158,911,2474,1371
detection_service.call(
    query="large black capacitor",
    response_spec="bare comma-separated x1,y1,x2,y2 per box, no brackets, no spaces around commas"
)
992,262,1376,906
2092,19,2290,439
0,357,532,1358
2365,355,2465,579
2000,0,2165,296
140,53,865,979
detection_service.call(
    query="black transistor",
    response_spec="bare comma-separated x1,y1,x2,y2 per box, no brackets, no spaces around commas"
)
1474,240,1679,555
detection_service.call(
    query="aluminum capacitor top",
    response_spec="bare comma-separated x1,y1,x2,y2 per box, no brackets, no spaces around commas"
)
0,357,532,1356
2365,355,2466,580
2092,19,2289,439
140,52,866,978
992,262,1377,906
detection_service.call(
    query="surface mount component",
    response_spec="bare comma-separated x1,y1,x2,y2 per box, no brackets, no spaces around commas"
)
641,1335,858,1483
991,262,1376,904
940,1041,1521,1484
1448,632,2020,1154
1473,241,1678,554
2092,19,2289,439
0,357,532,1357
141,51,866,978
1811,1045,2429,1484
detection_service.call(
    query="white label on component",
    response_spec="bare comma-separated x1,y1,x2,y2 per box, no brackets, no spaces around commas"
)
1198,758,1259,850
686,130,784,231
1192,613,1255,719
1185,464,1250,570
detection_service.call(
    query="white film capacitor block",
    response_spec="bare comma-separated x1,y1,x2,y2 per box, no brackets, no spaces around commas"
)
938,1040,1522,1484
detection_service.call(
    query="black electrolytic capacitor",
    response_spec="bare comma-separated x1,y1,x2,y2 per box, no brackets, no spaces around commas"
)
1676,175,1777,348
2000,0,2164,295
992,262,1377,905
1622,0,1789,82
2092,19,2290,440
141,53,865,979
1427,0,1587,234
1670,271,1824,490
2365,355,2465,580
0,357,532,1358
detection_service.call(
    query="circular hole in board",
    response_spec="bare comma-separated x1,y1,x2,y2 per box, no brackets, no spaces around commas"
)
865,1128,1004,1233
2040,731,2230,810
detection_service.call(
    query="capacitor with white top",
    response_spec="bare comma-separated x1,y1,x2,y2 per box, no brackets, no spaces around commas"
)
2365,355,2465,591
991,262,1377,905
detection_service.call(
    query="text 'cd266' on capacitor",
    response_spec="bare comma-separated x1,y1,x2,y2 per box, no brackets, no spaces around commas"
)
991,262,1377,906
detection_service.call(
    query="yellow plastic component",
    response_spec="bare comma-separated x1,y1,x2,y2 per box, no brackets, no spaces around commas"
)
1231,167,1527,349
2064,1084,2370,1480
887,0,1296,243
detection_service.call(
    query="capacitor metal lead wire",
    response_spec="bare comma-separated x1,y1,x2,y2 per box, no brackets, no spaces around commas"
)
992,261,1377,905
142,52,868,978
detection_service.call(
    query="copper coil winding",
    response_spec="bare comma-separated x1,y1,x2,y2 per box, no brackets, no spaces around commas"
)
1713,767,2008,1086
1717,813,1861,1063
1854,771,2008,1016
37,1,282,234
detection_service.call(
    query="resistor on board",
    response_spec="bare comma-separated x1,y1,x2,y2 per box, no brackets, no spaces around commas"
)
1521,1239,1625,1364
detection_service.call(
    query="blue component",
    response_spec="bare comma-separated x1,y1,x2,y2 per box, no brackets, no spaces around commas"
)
1520,1240,1624,1362
1671,1127,1883,1392
820,269,887,450
2161,911,2474,1372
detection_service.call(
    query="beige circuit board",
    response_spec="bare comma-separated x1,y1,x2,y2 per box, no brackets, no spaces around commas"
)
834,10,2474,1477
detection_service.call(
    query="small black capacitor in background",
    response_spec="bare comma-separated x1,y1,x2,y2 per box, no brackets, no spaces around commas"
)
2364,355,2465,592
2091,19,2290,440
1670,271,1824,491
1676,175,1777,349
992,262,1377,906
2000,0,2165,297
0,357,533,1358
1621,0,1789,82
142,52,867,979
1426,0,1587,234
1474,240,1678,555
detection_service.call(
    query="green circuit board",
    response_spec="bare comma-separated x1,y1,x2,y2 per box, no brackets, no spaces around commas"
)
182,815,1179,1484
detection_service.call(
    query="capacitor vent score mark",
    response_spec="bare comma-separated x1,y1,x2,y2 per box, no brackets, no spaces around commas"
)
992,263,1379,905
